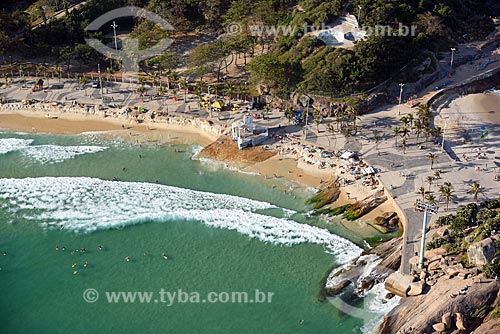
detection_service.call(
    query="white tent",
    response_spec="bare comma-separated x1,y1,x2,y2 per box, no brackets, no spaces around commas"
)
341,151,354,160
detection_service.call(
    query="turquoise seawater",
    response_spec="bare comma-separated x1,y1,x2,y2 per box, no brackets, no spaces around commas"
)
0,131,388,333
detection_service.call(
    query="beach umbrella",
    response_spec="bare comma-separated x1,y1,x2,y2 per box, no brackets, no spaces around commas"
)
212,101,224,110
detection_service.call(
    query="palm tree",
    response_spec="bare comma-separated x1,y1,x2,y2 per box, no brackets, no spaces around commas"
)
418,186,426,201
374,133,381,155
428,152,436,170
35,65,44,79
407,113,414,127
468,181,482,203
414,119,423,144
434,126,443,144
440,185,454,211
400,126,410,139
400,116,409,128
426,175,434,192
434,170,441,179
425,193,436,205
393,127,400,146
401,138,407,154
137,85,146,97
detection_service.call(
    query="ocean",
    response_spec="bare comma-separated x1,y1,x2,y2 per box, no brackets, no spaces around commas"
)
0,131,397,333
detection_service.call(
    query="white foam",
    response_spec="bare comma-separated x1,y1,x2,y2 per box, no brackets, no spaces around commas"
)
0,138,34,154
361,282,401,334
21,145,107,164
0,177,362,263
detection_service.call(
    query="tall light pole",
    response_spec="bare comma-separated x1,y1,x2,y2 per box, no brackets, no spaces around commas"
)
303,98,309,140
415,200,438,269
398,83,405,115
111,21,119,51
450,48,456,74
357,6,362,27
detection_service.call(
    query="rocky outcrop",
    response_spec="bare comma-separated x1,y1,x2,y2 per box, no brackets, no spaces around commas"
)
324,238,402,297
467,237,497,266
371,212,400,233
384,272,415,297
380,277,500,334
456,312,466,331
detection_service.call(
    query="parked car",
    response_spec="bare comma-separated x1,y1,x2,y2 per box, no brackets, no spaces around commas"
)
91,81,100,88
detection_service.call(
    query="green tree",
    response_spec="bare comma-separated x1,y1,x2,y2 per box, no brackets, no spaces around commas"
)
426,175,433,192
428,152,436,170
468,181,482,203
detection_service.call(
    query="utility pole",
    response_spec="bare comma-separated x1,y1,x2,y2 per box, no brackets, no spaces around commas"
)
398,83,405,115
415,200,438,269
450,48,456,74
111,21,119,51
357,6,362,27
303,98,309,140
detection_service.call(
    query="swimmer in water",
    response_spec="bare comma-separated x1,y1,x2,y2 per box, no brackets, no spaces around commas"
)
98,245,103,251
55,246,59,251
73,271,78,275
162,254,168,260
125,256,131,262
83,261,88,267
299,320,304,325
61,246,66,251
71,263,77,268
2,251,6,256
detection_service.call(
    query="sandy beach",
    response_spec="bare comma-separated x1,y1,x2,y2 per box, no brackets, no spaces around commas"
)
0,104,400,236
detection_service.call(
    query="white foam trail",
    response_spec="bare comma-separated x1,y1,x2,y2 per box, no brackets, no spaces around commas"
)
0,177,362,263
21,145,107,164
0,138,34,154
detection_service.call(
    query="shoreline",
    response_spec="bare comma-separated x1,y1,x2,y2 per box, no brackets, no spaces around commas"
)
0,105,400,239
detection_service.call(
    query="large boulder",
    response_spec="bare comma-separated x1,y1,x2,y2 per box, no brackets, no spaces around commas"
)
408,281,425,296
432,322,446,332
467,237,497,266
385,272,415,297
456,312,466,330
441,312,452,330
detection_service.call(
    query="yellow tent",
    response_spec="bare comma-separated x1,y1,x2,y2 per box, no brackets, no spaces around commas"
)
202,96,210,101
212,101,224,110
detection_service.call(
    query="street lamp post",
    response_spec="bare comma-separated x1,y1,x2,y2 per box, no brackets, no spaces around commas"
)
415,200,438,269
357,6,362,27
303,98,309,140
450,48,456,74
111,21,119,52
398,83,405,115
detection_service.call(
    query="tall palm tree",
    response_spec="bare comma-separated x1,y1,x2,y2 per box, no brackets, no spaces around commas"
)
468,181,482,203
428,152,436,170
374,133,381,155
441,185,454,211
400,126,410,139
418,186,426,201
426,193,436,205
426,175,434,192
393,127,400,146
434,170,441,179
401,138,407,154
433,126,443,144
407,113,414,127
414,119,423,144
